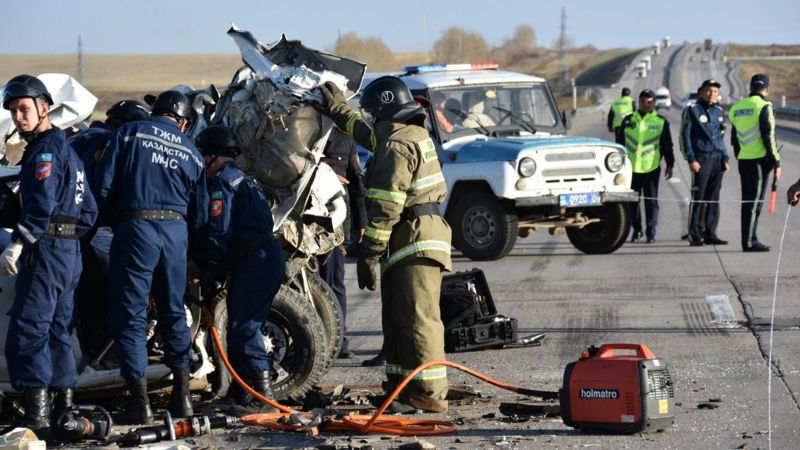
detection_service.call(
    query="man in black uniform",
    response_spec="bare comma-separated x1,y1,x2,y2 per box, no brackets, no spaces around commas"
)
681,79,729,246
317,128,367,359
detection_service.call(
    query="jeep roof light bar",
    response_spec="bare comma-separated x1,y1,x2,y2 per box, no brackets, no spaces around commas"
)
403,62,499,75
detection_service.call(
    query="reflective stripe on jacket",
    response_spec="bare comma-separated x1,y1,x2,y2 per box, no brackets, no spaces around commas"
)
623,111,666,173
611,96,635,128
729,95,778,161
328,104,452,271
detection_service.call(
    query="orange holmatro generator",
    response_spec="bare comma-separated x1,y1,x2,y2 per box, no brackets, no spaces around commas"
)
559,343,675,433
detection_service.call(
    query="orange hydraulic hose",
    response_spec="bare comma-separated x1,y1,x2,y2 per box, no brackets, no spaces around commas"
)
201,307,295,414
203,306,554,436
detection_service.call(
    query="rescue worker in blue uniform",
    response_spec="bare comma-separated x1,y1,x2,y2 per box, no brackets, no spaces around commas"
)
68,100,151,198
96,90,208,425
681,79,729,246
1,75,97,438
68,100,151,357
729,74,781,252
191,125,284,415
615,89,675,243
317,128,367,359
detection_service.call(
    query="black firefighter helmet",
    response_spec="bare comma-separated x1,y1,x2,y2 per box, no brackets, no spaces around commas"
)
2,74,54,109
195,125,241,158
151,90,191,120
106,100,150,129
359,75,425,123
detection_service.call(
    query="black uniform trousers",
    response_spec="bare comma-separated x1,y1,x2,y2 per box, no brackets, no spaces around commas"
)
318,247,346,320
738,158,771,249
688,152,725,243
629,168,660,240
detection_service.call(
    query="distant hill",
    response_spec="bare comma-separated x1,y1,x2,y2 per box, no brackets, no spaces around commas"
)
0,47,639,115
728,44,800,101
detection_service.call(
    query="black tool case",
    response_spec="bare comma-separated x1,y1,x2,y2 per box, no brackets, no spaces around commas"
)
440,269,518,352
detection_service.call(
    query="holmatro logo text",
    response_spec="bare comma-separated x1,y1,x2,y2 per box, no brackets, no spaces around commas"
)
579,388,619,399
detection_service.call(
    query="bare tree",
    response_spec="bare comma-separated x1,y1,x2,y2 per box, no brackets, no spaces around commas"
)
334,32,395,71
433,27,489,63
503,25,537,53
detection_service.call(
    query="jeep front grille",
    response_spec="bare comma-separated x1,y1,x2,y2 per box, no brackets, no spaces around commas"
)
544,151,596,162
541,167,599,183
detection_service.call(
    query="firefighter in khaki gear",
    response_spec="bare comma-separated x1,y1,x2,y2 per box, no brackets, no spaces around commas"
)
615,89,675,243
607,87,635,133
319,76,451,413
729,73,781,252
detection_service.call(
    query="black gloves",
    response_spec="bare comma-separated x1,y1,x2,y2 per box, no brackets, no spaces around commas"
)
357,255,379,291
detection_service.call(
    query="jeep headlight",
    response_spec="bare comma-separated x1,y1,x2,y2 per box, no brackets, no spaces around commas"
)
605,151,624,173
518,157,536,178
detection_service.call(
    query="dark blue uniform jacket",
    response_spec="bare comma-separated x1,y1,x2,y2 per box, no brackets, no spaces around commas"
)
13,128,97,244
681,100,728,164
97,116,208,230
67,127,111,198
195,161,275,266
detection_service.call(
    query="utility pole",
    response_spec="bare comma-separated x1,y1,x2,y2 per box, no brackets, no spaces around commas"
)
77,34,84,82
422,9,430,63
559,7,567,84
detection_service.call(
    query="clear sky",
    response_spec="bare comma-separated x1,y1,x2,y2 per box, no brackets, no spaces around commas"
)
1,0,797,54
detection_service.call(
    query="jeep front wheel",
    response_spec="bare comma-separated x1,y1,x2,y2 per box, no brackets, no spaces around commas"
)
451,191,518,261
566,203,630,254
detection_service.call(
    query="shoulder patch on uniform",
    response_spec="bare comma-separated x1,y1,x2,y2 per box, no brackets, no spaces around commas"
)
35,162,52,180
36,153,53,162
209,199,224,217
416,138,437,164
211,191,224,200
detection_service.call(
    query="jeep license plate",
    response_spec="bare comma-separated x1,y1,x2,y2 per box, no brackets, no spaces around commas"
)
559,192,602,207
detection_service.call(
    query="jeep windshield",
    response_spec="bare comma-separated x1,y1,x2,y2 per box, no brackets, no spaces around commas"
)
425,83,562,142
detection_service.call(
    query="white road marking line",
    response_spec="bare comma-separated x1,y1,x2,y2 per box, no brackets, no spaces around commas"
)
706,294,737,328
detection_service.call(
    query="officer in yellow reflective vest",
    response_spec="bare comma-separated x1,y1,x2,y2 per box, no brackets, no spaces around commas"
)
615,89,675,243
608,87,635,133
729,73,781,252
319,77,451,413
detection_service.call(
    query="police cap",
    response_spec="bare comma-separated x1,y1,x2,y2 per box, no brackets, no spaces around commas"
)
2,74,53,109
750,73,769,90
195,125,241,158
699,79,722,90
151,90,192,120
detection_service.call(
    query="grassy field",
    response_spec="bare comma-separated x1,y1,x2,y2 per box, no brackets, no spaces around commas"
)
727,44,800,100
0,48,621,119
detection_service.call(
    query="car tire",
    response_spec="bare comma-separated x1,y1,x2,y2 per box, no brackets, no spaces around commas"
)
566,202,630,254
302,269,344,369
451,191,518,261
210,284,328,402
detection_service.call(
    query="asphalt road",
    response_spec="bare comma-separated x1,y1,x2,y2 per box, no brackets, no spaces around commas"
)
316,46,800,449
91,46,800,449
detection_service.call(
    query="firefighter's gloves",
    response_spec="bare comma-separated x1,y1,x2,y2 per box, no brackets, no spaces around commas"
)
0,242,23,277
319,82,346,115
357,255,379,291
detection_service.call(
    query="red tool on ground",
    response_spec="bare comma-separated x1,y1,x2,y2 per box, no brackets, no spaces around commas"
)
769,170,778,214
560,343,675,433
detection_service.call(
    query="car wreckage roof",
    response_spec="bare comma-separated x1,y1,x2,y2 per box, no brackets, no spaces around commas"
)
361,70,546,91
